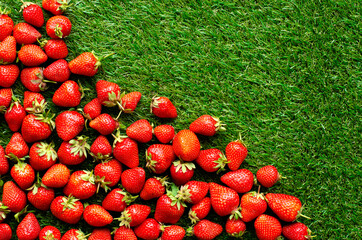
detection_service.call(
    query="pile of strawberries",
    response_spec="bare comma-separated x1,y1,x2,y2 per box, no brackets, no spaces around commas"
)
0,1,313,240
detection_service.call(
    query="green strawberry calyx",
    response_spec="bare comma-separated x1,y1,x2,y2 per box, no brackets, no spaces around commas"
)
155,176,170,187
112,129,129,147
36,142,57,162
35,110,56,130
26,97,47,114
212,116,226,132
80,170,95,184
214,153,229,174
76,229,89,240
188,209,200,224
150,96,161,113
69,136,90,158
0,202,10,222
145,151,157,173
228,230,246,238
19,1,36,12
93,51,115,70
229,206,242,220
44,231,57,240
116,189,139,205
54,24,63,38
173,160,196,173
95,175,112,193
0,7,11,15
27,172,49,195
167,183,187,210
57,0,72,12
61,195,80,211
116,209,132,228
175,185,192,203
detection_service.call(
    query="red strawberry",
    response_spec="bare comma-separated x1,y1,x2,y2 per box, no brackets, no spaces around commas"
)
63,170,97,200
265,193,304,222
0,36,16,64
46,15,71,39
83,204,113,227
121,167,146,194
41,39,68,59
257,165,282,188
90,135,112,160
29,142,57,171
42,0,70,15
113,134,139,168
192,219,223,240
0,145,9,175
188,197,211,224
27,177,55,211
140,177,168,201
89,113,119,135
0,201,10,223
114,226,137,240
190,115,225,136
146,144,175,174
0,88,12,112
13,22,41,45
1,181,27,213
226,139,248,171
154,124,175,143
94,159,122,187
95,80,121,107
42,163,70,188
102,188,137,212
150,96,177,118
16,213,41,240
20,67,48,92
134,218,161,240
39,226,61,240
117,204,151,228
83,98,102,120
50,195,83,224
160,225,185,240
196,148,228,173
0,10,13,41
0,64,19,88
240,191,267,222
61,229,87,240
10,161,35,190
43,59,70,82
55,110,84,141
221,169,254,193
18,45,48,67
21,113,54,143
121,91,141,113
170,160,195,185
172,129,200,161
126,119,153,143
89,228,111,240
0,223,12,240
254,214,282,240
4,99,26,132
23,91,46,114
5,132,29,159
209,182,240,217
178,180,209,205
69,52,110,77
53,80,82,107
225,218,246,238
21,2,44,28
282,223,312,240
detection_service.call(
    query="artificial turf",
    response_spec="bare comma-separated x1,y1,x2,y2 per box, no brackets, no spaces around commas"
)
1,0,361,239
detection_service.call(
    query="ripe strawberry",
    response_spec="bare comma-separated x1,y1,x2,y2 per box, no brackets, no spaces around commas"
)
18,44,48,67
89,113,119,135
154,124,175,143
13,22,41,45
41,39,68,59
121,91,141,113
20,67,48,92
0,88,12,113
27,177,55,211
0,10,13,41
21,2,44,28
69,52,108,77
254,214,282,240
126,119,153,143
0,36,16,64
0,64,19,88
83,204,113,227
29,142,57,171
240,191,267,222
140,177,168,201
89,228,111,240
63,170,97,200
117,204,151,228
192,219,223,240
2,181,27,213
172,129,200,161
226,139,248,170
225,218,246,238
265,193,304,222
221,169,254,193
4,99,26,132
188,197,211,224
0,223,12,240
0,201,10,223
190,115,225,136
95,80,121,107
53,80,82,107
146,144,175,174
21,113,54,143
178,180,209,205
94,159,122,187
83,98,102,120
23,91,46,114
102,188,138,212
39,226,61,240
170,160,195,185
43,59,71,82
61,229,87,240
55,110,84,141
257,165,281,188
121,167,146,194
282,223,312,240
5,132,29,159
0,145,9,175
10,161,35,190
90,135,112,160
46,15,71,39
134,218,161,240
150,96,177,118
209,182,240,217
50,195,83,224
113,134,139,168
114,226,137,240
196,148,228,173
42,163,70,188
16,213,41,240
42,0,70,15
160,225,185,240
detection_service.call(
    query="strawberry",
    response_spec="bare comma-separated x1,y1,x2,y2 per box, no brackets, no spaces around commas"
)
20,67,48,92
265,193,304,222
146,144,175,174
0,145,9,175
170,160,195,185
209,182,240,217
16,213,41,240
178,180,209,205
94,159,122,187
225,218,246,238
0,223,12,240
63,170,97,200
173,129,200,161
43,59,70,82
0,10,13,41
95,80,121,107
196,148,228,173
226,139,248,171
5,132,29,159
240,191,267,222
2,181,27,213
114,226,137,240
190,115,225,136
254,214,282,240
23,91,46,114
46,15,71,39
140,177,168,201
89,228,111,240
102,188,137,212
29,142,57,171
4,98,26,132
27,176,55,211
89,113,119,135
53,80,82,107
117,204,151,228
113,133,139,168
126,119,153,143
220,169,254,193
42,163,70,188
150,96,177,118
40,39,68,59
0,88,12,112
13,22,41,45
121,91,141,113
42,0,70,15
50,195,83,224
134,218,161,240
192,219,223,240
39,226,61,240
90,135,112,160
154,124,175,143
21,113,54,143
0,36,16,64
69,52,110,77
257,165,281,188
282,223,312,240
10,161,35,190
21,2,44,28
18,45,48,67
83,204,113,227
0,201,10,223
188,197,211,224
160,225,185,240
61,229,87,240
55,110,84,141
121,167,146,194
0,64,19,88
83,98,102,120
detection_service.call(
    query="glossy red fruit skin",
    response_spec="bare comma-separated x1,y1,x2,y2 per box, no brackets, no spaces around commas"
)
151,96,177,118
90,135,112,159
29,142,57,171
13,22,42,45
183,181,209,205
121,91,141,113
63,170,97,200
0,223,12,240
23,91,45,113
43,39,68,59
5,132,29,159
53,80,82,107
43,59,70,82
27,186,55,211
42,0,68,15
55,111,84,141
46,15,71,39
95,80,120,106
140,177,166,201
195,148,227,173
146,144,175,174
50,196,83,224
89,113,119,135
172,129,201,161
0,88,13,109
282,223,311,240
221,169,254,193
69,52,100,77
11,162,35,190
170,162,194,185
154,124,175,143
0,14,13,41
102,188,128,212
126,119,153,143
83,204,113,227
265,193,303,222
84,98,102,120
0,145,9,175
94,159,122,187
154,194,185,224
255,214,282,240
22,3,44,28
42,164,70,188
21,114,53,143
58,139,88,166
226,218,247,237
209,182,240,217
193,219,223,240
2,181,27,213
134,218,161,240
189,197,211,223
114,226,137,240
0,36,16,64
240,192,267,222
161,225,185,240
61,229,86,240
121,167,146,194
39,226,61,240
189,115,220,136
16,213,41,240
18,44,48,67
20,67,46,92
89,228,111,240
4,102,26,132
113,137,139,168
0,64,19,88
121,204,151,227
226,140,248,171
257,165,281,188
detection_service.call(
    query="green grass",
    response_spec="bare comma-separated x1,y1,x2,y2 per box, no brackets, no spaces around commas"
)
1,0,361,239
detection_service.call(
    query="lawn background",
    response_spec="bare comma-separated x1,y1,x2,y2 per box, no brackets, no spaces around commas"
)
0,0,361,239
